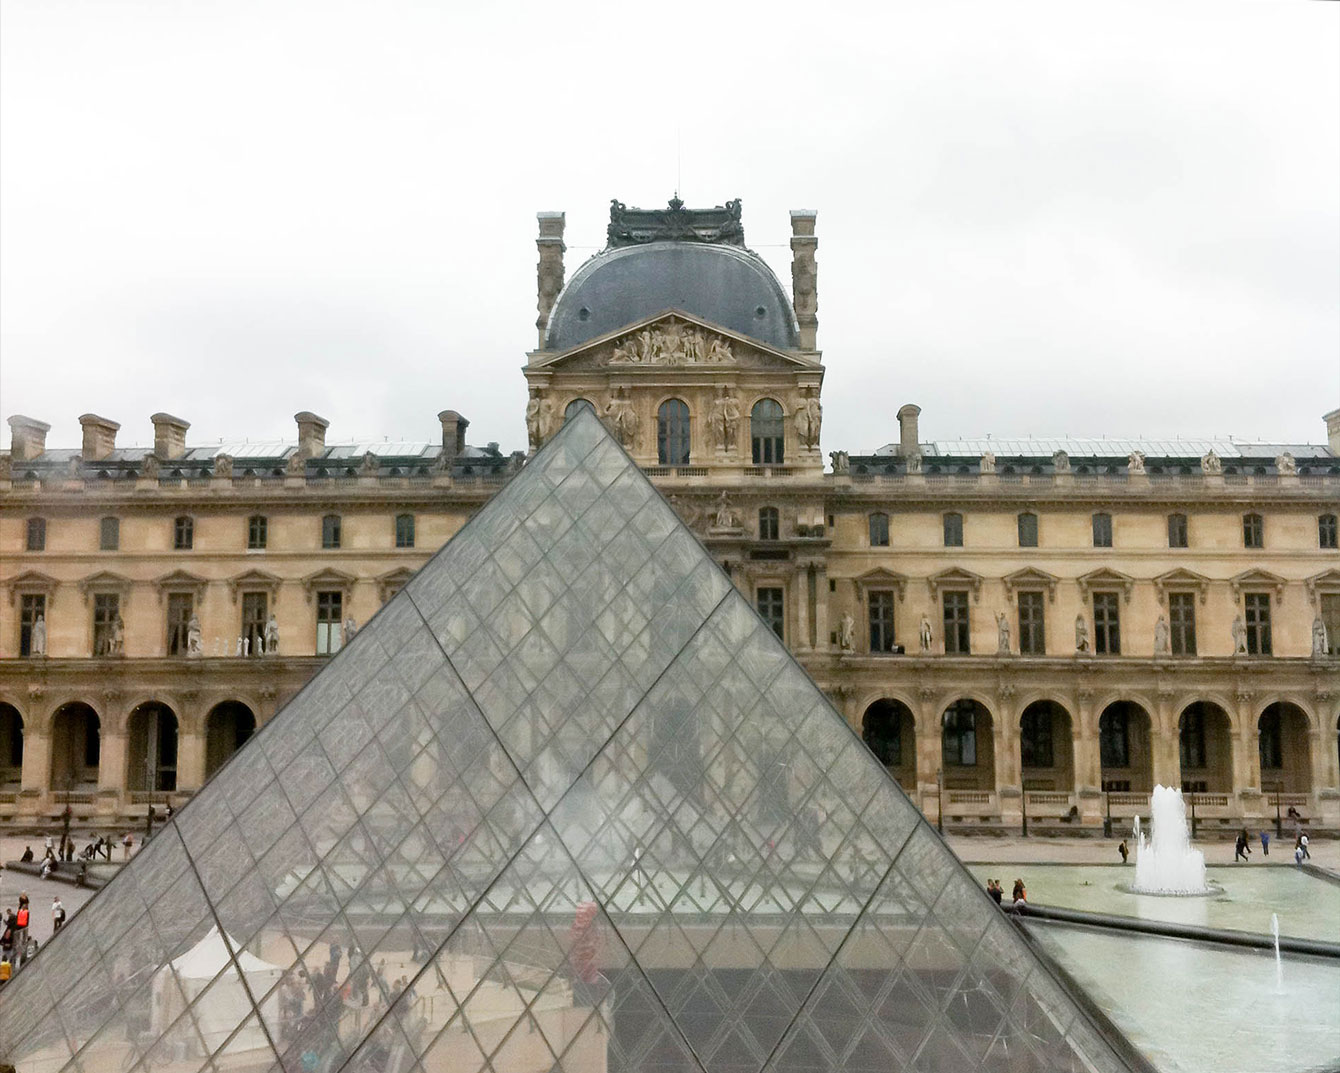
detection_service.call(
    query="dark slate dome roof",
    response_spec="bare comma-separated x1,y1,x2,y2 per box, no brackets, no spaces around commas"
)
546,242,799,351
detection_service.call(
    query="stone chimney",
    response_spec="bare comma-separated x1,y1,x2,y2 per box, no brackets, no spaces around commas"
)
1325,407,1340,455
536,212,566,348
79,414,120,460
151,413,190,459
7,415,51,461
294,412,329,459
897,404,921,458
438,410,469,465
790,210,819,350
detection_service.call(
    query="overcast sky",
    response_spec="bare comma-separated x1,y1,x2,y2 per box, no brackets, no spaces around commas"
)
2,0,1336,456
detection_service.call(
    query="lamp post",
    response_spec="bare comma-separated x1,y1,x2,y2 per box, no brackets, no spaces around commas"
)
1271,781,1283,839
1020,784,1028,838
1189,792,1197,840
60,775,73,861
936,768,944,835
1103,787,1113,839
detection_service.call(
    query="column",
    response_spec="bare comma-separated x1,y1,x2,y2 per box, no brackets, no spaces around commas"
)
1073,691,1103,822
916,688,942,823
19,728,51,817
792,563,811,654
176,728,207,794
1150,695,1180,790
994,692,1020,825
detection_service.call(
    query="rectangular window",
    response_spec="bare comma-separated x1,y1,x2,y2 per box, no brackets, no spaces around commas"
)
26,518,46,551
1169,593,1197,656
943,591,970,655
1180,710,1206,769
1092,513,1113,548
1017,591,1045,655
868,591,896,653
19,594,45,657
943,512,964,547
1017,512,1038,547
100,517,120,551
173,516,194,550
248,515,268,550
316,591,344,655
758,508,779,542
322,515,341,549
1020,709,1053,768
942,704,977,766
1323,594,1340,657
868,513,889,547
1100,712,1129,769
166,593,193,656
93,593,120,656
1242,513,1264,549
1093,593,1121,655
1244,593,1271,655
756,587,784,640
241,592,268,656
395,513,416,548
1259,716,1282,770
1320,514,1338,550
1168,513,1188,548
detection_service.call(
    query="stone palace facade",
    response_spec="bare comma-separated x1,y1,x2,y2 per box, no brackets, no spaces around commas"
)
2,197,1338,834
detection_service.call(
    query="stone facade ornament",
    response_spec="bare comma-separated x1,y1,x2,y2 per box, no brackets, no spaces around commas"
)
980,451,996,475
264,614,280,656
1276,452,1297,476
837,612,855,652
608,318,733,366
1074,615,1090,653
905,453,923,475
829,450,849,475
1052,450,1070,473
212,454,233,479
359,451,378,476
1127,450,1146,475
525,390,556,450
919,615,933,654
996,611,1011,655
141,453,160,478
285,452,305,476
794,389,822,450
607,196,744,247
186,616,202,656
708,385,741,453
1154,615,1170,656
712,491,739,530
1311,615,1328,657
603,387,639,448
30,614,46,657
110,616,124,655
1231,615,1248,655
344,616,358,643
1201,450,1222,475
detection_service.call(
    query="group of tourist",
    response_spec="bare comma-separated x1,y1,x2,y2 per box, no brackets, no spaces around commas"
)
984,878,1028,911
1234,828,1311,865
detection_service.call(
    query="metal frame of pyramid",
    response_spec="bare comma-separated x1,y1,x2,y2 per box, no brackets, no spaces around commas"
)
0,409,1136,1072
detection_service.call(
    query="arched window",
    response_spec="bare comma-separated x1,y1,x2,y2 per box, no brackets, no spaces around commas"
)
321,514,341,549
394,513,415,548
751,399,784,464
758,507,779,541
657,399,691,465
1017,511,1038,547
565,399,595,422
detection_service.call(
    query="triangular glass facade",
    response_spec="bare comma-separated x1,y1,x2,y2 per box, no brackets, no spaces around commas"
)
0,409,1131,1072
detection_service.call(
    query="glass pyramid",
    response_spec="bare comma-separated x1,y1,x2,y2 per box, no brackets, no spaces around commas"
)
0,409,1133,1073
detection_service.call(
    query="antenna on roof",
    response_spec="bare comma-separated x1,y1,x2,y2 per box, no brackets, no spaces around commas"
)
676,126,682,200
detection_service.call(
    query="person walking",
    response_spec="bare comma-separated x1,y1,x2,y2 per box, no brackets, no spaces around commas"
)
12,897,30,968
1118,839,1129,864
51,897,65,934
1260,831,1270,856
1300,832,1310,860
1234,829,1251,862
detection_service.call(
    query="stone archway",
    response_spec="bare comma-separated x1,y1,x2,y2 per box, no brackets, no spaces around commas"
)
50,702,100,790
0,703,22,787
862,699,916,788
1019,700,1074,792
1098,700,1152,793
127,701,179,793
940,699,995,792
1259,702,1311,795
205,701,256,779
1177,701,1233,793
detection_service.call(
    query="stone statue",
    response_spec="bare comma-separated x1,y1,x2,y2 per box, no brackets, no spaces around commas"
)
1231,615,1248,655
607,319,734,365
706,335,732,363
713,491,738,529
795,390,822,449
996,611,1011,655
186,616,202,656
1201,450,1222,475
1154,615,1170,656
141,453,160,478
1311,616,1328,657
1276,452,1296,476
1127,450,1146,475
344,616,358,643
829,450,850,475
213,453,233,479
236,636,244,657
30,614,46,657
919,615,933,654
905,453,923,475
359,451,378,476
980,451,996,475
285,452,305,476
264,614,280,656
838,612,855,652
708,385,741,453
110,616,124,655
603,387,639,448
525,390,555,450
1074,615,1090,653
1052,450,1070,474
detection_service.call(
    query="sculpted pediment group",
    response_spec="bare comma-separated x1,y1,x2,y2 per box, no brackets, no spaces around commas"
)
541,314,811,373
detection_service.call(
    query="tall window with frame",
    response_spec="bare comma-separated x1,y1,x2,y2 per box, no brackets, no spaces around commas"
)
868,512,889,547
750,399,785,465
247,514,268,550
1100,709,1130,769
1179,709,1206,770
657,399,691,466
19,594,45,657
1244,593,1271,655
1259,708,1282,770
756,587,784,640
1020,707,1054,768
241,593,268,657
1167,513,1189,548
321,514,341,550
1242,512,1264,549
943,512,964,547
1091,512,1113,548
26,517,46,551
395,513,415,548
100,517,120,551
1017,591,1045,655
1093,592,1121,655
316,590,344,655
1168,592,1197,656
868,590,896,653
93,593,120,656
1322,593,1340,656
942,701,977,766
1320,513,1338,550
757,507,779,541
173,515,194,550
166,593,193,656
943,591,970,654
1017,511,1038,547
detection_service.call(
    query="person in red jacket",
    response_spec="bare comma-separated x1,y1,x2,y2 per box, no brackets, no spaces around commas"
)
12,896,30,967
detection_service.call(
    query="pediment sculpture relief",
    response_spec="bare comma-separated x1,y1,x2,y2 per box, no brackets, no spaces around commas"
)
607,318,734,366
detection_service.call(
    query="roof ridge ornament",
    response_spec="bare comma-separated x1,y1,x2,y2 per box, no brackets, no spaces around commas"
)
607,195,745,247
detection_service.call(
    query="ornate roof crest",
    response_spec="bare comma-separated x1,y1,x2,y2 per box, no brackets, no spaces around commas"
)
607,196,745,247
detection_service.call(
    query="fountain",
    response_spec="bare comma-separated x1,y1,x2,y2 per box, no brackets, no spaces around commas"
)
1130,784,1213,895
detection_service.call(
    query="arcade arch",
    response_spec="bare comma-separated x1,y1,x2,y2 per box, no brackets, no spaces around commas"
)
205,701,256,779
941,698,995,792
1098,700,1152,793
50,702,100,789
1019,700,1074,792
861,699,916,788
1177,701,1233,794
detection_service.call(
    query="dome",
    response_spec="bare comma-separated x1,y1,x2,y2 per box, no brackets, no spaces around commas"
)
546,241,799,351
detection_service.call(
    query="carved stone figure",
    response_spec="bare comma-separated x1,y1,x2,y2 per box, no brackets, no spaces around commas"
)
919,615,933,654
795,390,822,450
607,318,734,365
905,453,923,475
1276,452,1297,476
186,616,202,656
1052,450,1070,473
996,611,1011,655
110,616,124,655
1127,450,1146,475
980,451,996,475
1231,615,1248,655
242,635,251,657
344,616,358,643
213,454,233,479
1154,616,1170,655
829,450,850,475
1311,616,1328,657
525,390,555,450
708,385,741,453
141,453,160,478
1201,450,1222,475
838,612,855,652
236,636,244,657
1074,615,1090,653
355,451,375,476
603,388,639,448
30,614,46,657
264,614,280,656
285,452,305,476
712,491,738,530
706,335,732,363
